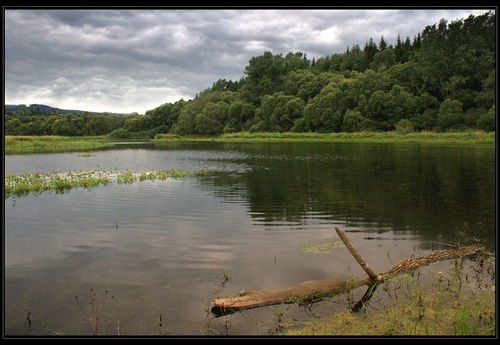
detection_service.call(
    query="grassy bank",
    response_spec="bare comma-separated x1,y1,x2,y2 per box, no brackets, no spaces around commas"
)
158,130,496,144
4,135,111,153
4,131,495,154
279,254,496,337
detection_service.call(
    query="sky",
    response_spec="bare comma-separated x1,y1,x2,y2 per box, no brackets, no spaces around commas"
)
3,7,494,114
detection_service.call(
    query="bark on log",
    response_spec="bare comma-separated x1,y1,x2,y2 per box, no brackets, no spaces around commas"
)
211,227,483,317
212,277,372,317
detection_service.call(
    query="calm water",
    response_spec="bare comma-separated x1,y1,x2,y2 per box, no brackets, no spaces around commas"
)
4,141,496,336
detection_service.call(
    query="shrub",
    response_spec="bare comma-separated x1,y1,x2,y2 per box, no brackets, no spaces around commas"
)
107,128,130,139
395,119,415,135
476,106,495,132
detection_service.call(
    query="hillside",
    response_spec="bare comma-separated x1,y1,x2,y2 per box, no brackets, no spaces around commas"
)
5,104,132,116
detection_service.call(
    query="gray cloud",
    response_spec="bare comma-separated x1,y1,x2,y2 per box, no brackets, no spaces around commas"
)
4,7,492,114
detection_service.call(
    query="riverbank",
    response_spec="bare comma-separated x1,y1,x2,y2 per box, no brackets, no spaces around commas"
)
280,259,496,336
164,130,495,144
4,131,495,153
4,135,110,153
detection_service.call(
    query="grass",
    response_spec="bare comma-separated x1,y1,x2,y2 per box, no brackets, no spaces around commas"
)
279,254,496,337
155,130,495,144
4,135,111,153
4,130,494,155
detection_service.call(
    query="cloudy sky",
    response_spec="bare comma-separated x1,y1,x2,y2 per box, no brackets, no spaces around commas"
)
4,7,493,114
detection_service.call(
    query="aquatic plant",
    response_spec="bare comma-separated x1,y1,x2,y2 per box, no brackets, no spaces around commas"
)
4,168,214,199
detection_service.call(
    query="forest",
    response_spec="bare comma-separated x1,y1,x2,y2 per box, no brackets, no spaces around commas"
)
4,11,495,137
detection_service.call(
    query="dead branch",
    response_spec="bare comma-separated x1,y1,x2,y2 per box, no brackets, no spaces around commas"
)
211,227,483,317
335,227,380,281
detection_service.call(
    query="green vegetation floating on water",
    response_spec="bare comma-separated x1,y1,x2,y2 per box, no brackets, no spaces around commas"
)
300,239,346,254
4,168,214,199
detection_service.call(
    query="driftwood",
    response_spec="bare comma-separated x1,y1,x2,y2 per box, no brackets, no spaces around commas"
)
211,227,483,317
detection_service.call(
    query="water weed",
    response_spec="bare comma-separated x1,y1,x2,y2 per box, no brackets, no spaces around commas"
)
5,168,215,199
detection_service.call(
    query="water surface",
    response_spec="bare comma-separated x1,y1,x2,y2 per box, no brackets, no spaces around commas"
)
4,141,495,336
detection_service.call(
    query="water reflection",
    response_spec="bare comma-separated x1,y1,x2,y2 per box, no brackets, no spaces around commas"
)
194,143,495,248
4,141,495,335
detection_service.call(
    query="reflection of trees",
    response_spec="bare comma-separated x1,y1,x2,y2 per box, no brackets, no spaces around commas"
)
196,143,495,246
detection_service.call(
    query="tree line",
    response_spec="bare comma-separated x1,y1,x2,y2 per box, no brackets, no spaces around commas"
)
4,11,495,137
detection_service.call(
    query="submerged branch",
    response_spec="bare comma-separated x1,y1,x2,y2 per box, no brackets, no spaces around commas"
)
211,228,483,317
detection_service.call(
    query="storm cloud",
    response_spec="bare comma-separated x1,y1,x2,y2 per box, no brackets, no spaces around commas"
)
4,7,492,114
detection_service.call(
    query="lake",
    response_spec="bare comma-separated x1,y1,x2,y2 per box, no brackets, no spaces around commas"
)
3,141,496,336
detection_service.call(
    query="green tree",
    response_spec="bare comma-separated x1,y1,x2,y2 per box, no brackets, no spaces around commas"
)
283,51,310,74
474,69,495,109
411,92,440,131
283,70,341,103
394,34,406,63
437,99,464,131
476,106,495,132
342,109,374,132
107,114,126,132
417,12,495,101
123,116,141,132
282,97,305,132
370,48,396,71
195,101,229,135
365,90,393,129
138,114,154,132
340,44,363,72
312,53,344,73
361,83,417,131
282,70,315,97
145,103,173,127
171,100,204,135
85,114,110,135
297,72,344,103
51,117,72,136
26,119,45,136
378,36,389,51
172,92,233,135
412,33,422,50
244,51,286,99
225,100,255,133
362,38,379,71
338,69,393,116
418,18,451,100
69,115,85,136
253,93,299,132
5,117,23,135
387,61,423,95
303,84,345,132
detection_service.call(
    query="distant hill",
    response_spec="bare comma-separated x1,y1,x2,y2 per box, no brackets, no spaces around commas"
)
5,104,133,115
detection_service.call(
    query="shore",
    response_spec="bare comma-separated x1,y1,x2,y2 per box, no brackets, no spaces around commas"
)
4,130,495,154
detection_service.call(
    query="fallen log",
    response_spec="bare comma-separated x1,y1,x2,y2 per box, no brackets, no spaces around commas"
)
211,227,483,317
